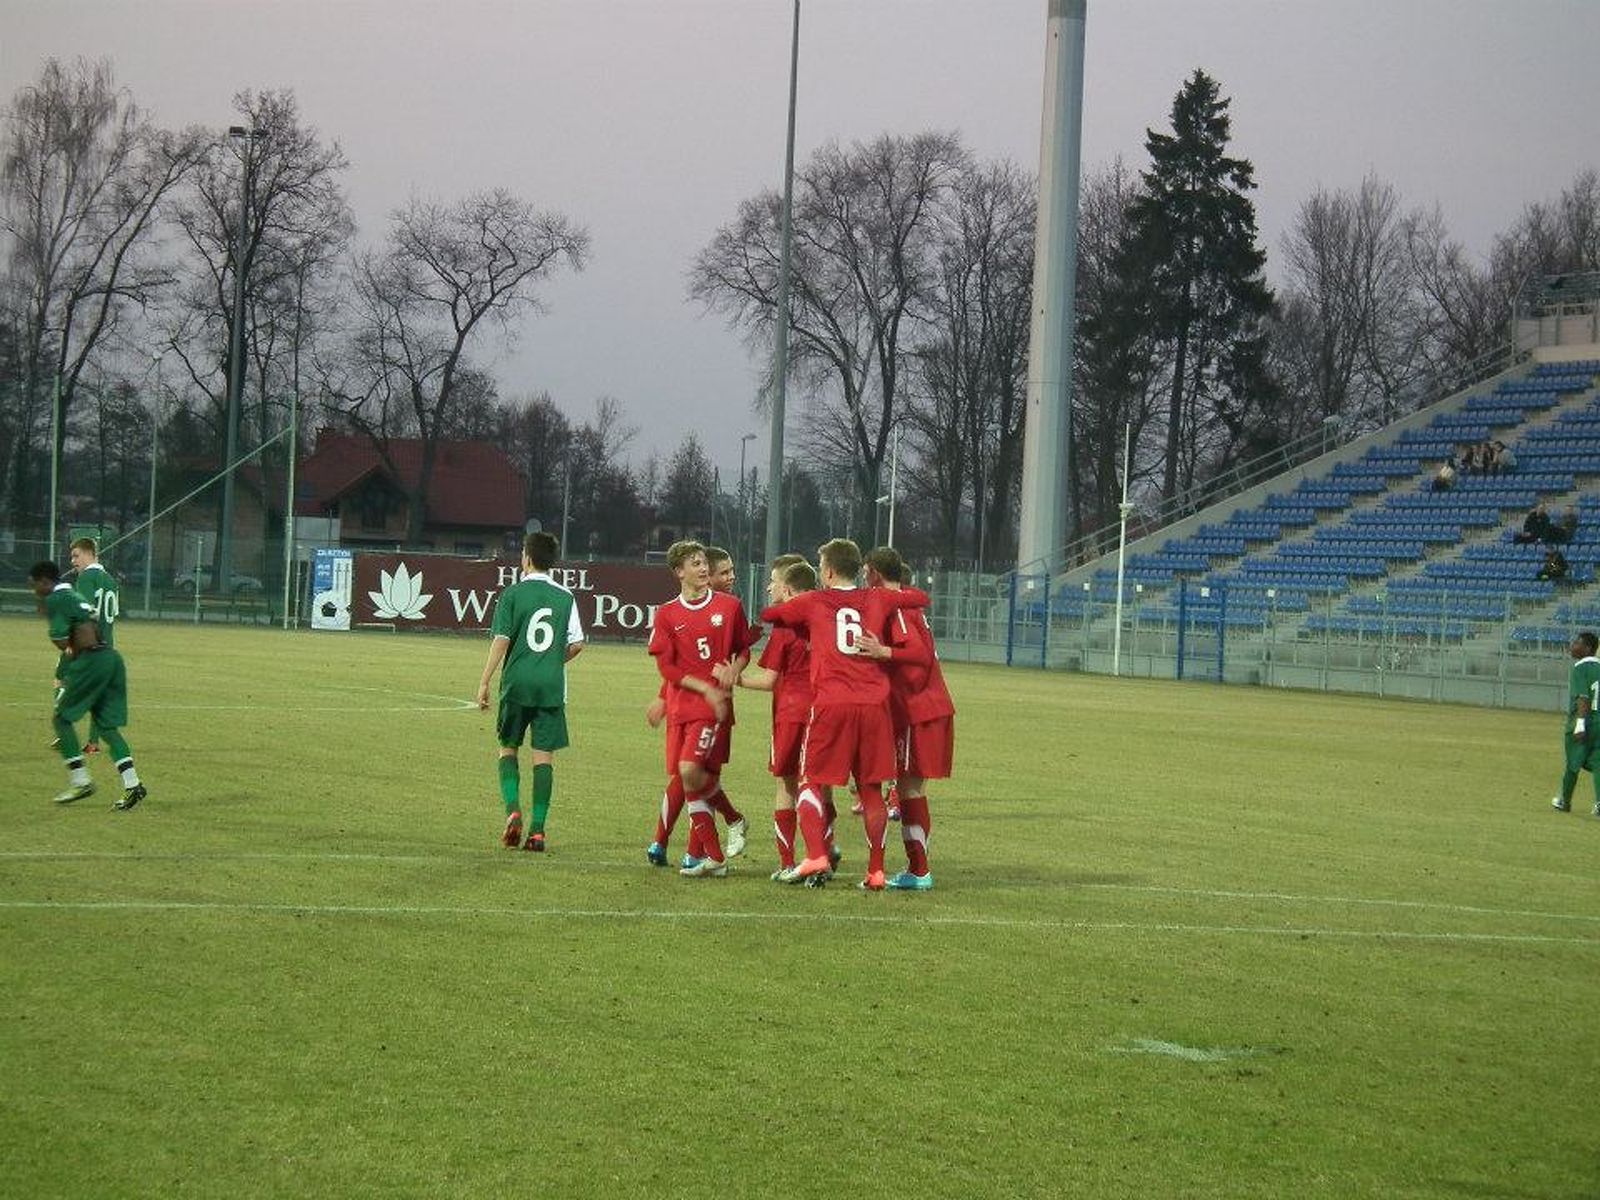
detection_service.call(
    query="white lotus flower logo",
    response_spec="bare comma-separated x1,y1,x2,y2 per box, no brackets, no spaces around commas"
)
369,562,432,619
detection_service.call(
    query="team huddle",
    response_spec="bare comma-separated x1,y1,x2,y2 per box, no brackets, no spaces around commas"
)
480,534,955,891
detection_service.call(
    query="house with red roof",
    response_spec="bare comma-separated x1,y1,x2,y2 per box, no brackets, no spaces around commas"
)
294,430,527,556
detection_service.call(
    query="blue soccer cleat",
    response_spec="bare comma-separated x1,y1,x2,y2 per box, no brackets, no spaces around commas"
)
680,853,703,870
886,871,933,891
646,842,668,867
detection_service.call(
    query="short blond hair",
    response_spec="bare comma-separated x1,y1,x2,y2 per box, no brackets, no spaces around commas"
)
69,536,99,556
782,560,818,593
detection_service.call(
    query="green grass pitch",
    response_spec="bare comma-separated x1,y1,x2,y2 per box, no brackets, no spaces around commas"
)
1,615,1597,1199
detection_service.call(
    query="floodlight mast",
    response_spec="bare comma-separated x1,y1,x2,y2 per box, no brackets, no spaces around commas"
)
764,0,801,564
1016,0,1087,577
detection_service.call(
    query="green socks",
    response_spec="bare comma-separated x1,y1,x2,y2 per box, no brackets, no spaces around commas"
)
53,716,81,761
531,764,554,834
498,756,520,817
102,728,131,762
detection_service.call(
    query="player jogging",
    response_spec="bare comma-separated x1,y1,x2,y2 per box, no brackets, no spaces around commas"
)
28,560,147,810
858,547,955,890
476,532,586,852
760,538,927,890
647,541,755,877
68,536,120,756
1551,629,1600,817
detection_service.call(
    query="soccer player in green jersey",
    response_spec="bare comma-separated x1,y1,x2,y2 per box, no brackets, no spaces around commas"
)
28,560,147,810
475,532,585,851
68,536,120,755
1551,630,1600,816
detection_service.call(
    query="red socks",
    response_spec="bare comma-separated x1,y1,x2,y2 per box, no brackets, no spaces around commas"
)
796,784,829,861
898,793,931,876
708,783,744,826
687,788,724,862
773,808,798,868
858,783,887,875
655,774,685,846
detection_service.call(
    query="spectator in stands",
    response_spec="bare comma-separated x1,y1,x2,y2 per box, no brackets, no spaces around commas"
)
1431,456,1457,492
1460,444,1479,474
1552,507,1580,545
1492,440,1516,474
1515,503,1553,544
1538,547,1570,582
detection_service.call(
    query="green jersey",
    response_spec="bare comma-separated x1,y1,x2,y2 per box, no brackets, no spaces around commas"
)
490,572,584,709
45,583,97,646
1568,655,1600,728
74,563,120,649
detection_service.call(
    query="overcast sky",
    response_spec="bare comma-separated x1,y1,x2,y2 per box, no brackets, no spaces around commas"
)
5,0,1598,480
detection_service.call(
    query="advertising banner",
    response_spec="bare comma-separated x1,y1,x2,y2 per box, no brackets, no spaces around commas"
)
309,548,355,630
335,552,666,639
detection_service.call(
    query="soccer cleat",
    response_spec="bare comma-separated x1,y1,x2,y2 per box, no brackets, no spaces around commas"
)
114,784,147,812
771,866,796,882
646,841,668,867
725,817,749,858
858,870,888,891
524,832,546,852
828,843,842,871
1552,796,1571,813
53,782,95,805
802,870,832,889
886,870,933,891
680,857,728,878
83,742,100,756
886,806,901,822
794,854,832,880
680,853,703,870
503,813,524,848
1593,800,1600,819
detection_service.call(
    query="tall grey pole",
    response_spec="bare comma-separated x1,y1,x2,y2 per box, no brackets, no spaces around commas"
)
144,353,164,614
764,0,800,564
219,126,256,595
280,385,299,629
1016,0,1087,576
739,432,755,566
47,371,61,560
560,459,572,555
1111,422,1132,675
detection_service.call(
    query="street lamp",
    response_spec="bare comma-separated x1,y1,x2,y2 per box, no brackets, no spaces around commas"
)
143,351,165,615
218,123,264,595
738,432,755,568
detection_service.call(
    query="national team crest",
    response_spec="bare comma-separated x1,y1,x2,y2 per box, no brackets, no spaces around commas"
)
711,613,724,627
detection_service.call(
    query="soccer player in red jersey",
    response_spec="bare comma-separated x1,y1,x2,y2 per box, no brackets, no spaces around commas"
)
736,555,815,880
647,541,754,877
858,547,954,891
760,538,927,890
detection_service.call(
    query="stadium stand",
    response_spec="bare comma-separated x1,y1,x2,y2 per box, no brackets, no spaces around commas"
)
1037,359,1600,644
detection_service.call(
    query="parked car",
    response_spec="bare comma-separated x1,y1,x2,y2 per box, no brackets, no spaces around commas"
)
172,567,264,595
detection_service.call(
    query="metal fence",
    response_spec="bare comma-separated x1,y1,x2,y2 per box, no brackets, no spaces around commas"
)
945,574,1577,710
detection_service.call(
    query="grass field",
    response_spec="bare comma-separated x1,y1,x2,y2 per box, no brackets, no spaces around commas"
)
2,615,1597,1199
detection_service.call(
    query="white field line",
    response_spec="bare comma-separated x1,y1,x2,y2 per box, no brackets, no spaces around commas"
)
0,897,1596,947
3,851,1598,927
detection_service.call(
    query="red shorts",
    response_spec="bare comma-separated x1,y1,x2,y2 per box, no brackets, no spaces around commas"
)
666,720,730,773
770,720,806,778
897,716,954,780
801,703,896,787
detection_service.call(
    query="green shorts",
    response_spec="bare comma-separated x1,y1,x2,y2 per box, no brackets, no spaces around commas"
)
57,647,128,728
1565,733,1600,774
497,699,569,752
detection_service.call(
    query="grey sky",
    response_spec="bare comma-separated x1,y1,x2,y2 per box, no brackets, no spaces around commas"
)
4,0,1597,482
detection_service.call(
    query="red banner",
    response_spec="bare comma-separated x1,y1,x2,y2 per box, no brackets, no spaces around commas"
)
352,553,668,639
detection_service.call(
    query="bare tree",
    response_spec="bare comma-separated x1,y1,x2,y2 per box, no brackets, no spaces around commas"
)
0,57,206,528
166,89,351,457
660,432,714,539
906,158,1033,563
331,189,587,542
692,131,969,530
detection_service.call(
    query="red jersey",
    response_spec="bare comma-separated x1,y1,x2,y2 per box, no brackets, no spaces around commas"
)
885,604,955,726
648,589,755,725
757,625,813,724
760,586,927,709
